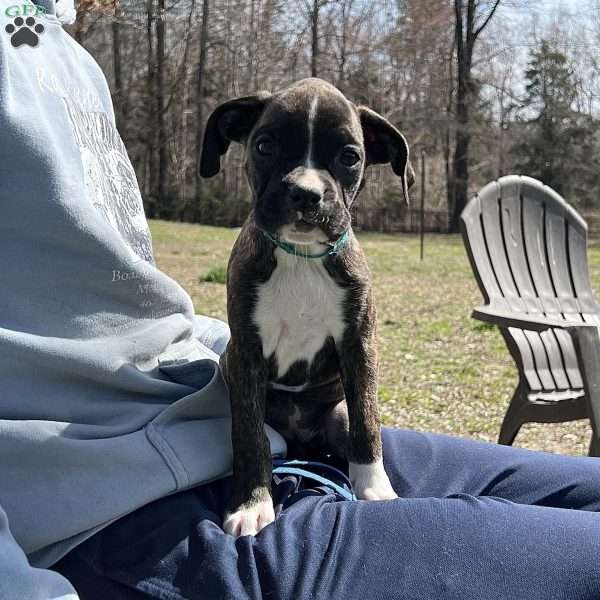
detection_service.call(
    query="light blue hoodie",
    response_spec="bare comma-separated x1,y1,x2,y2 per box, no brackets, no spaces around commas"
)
0,0,285,579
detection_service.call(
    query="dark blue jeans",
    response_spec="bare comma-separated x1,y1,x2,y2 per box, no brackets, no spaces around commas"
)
52,428,600,600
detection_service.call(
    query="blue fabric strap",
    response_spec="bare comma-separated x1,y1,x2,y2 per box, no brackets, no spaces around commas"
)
272,459,357,502
262,230,349,259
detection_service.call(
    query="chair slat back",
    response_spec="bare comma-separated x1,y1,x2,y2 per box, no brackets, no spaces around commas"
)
499,179,544,313
568,221,600,320
461,175,597,393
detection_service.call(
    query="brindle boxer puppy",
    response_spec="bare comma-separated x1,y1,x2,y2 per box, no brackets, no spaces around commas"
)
200,78,414,537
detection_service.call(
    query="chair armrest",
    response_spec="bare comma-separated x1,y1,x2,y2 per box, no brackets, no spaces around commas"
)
472,306,598,333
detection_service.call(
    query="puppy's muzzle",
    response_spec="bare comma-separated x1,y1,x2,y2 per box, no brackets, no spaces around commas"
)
283,167,326,213
288,185,321,211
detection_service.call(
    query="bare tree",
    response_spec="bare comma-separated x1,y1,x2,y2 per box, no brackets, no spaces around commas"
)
111,0,124,131
194,0,211,220
155,0,169,216
145,0,157,217
449,0,501,232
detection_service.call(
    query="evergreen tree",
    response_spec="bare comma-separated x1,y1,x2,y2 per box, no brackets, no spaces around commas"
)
514,39,598,205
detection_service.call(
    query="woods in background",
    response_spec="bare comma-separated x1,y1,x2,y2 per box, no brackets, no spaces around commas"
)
69,0,600,232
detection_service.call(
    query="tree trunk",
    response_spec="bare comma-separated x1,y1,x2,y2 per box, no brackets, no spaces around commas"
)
337,0,350,89
445,39,454,228
449,0,474,232
156,0,169,218
145,0,157,218
74,4,85,44
451,46,471,231
248,0,257,90
311,0,319,77
449,0,500,232
112,0,124,133
194,0,211,222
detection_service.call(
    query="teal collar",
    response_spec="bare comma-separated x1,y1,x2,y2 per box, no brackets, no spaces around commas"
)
261,229,350,259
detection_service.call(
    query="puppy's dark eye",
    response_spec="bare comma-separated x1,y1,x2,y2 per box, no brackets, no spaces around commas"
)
256,138,274,156
340,148,360,167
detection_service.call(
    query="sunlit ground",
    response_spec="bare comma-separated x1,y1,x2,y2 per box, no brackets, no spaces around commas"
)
150,220,600,456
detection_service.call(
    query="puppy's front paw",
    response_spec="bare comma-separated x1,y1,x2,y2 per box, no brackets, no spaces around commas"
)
223,499,275,537
349,459,398,501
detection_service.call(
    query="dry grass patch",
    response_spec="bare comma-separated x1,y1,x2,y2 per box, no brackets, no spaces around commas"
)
151,220,600,456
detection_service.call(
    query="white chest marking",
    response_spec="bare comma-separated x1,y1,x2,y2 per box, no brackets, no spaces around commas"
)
254,248,347,379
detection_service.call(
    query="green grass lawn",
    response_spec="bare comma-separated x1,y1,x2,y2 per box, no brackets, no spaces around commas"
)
150,219,600,456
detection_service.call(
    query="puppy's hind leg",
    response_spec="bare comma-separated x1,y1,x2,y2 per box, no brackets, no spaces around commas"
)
323,401,351,459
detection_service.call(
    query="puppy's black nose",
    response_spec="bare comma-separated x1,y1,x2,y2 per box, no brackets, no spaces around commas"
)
288,185,322,209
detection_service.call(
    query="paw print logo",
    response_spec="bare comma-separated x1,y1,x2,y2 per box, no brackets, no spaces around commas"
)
5,17,44,48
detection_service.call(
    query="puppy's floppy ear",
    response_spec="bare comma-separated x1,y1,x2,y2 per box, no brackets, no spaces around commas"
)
357,106,414,205
199,93,271,178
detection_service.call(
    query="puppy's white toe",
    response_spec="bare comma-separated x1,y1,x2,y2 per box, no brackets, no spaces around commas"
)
223,499,275,537
349,459,398,501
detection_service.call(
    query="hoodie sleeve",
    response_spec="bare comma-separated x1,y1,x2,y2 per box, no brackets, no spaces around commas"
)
0,0,285,570
0,505,79,600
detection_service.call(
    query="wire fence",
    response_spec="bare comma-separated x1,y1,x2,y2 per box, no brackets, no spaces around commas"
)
582,213,600,239
351,206,449,234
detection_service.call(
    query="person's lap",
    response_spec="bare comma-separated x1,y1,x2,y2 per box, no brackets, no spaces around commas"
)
52,427,600,600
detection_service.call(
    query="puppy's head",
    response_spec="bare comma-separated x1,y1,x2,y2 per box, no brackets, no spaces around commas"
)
200,78,413,246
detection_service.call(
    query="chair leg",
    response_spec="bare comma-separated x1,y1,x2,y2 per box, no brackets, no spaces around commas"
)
586,382,600,457
569,326,600,457
589,432,600,457
498,384,527,446
588,412,600,457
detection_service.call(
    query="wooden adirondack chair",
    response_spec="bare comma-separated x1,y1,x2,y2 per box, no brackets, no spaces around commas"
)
460,175,600,456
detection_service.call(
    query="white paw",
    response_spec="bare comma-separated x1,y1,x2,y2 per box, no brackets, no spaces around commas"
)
349,459,398,501
223,499,275,537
